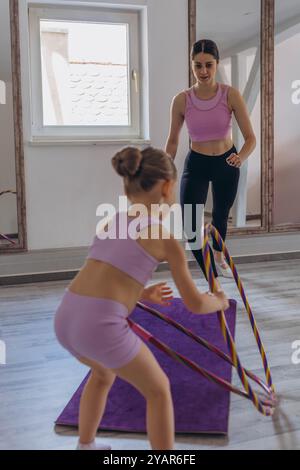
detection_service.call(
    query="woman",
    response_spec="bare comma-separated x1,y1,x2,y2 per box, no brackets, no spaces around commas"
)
165,39,256,280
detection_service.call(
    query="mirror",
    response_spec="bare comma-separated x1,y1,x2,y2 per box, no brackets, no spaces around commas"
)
192,0,268,234
272,0,300,230
0,0,26,252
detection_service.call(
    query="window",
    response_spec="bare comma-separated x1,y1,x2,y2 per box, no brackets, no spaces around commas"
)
28,4,146,142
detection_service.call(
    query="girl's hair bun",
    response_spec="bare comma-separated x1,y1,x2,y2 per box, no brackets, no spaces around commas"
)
112,147,143,178
112,145,177,197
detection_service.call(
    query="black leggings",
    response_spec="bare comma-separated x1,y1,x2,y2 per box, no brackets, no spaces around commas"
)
180,145,240,279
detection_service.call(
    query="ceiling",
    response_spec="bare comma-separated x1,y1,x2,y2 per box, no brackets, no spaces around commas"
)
196,0,300,57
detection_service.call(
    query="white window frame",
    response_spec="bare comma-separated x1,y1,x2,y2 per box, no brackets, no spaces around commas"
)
28,4,144,142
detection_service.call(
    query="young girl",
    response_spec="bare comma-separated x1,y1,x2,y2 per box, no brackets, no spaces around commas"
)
54,146,229,451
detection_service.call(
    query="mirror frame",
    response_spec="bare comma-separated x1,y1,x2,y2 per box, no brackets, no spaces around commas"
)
188,0,274,236
0,0,27,253
268,0,300,233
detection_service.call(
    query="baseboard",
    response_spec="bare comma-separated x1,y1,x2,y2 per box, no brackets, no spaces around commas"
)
0,270,78,286
1,251,299,286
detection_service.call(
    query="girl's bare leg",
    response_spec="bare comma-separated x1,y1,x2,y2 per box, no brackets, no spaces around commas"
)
112,343,174,450
77,356,116,444
76,343,174,450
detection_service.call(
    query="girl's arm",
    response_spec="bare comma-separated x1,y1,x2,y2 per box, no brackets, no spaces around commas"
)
164,234,229,314
165,93,186,160
226,87,256,167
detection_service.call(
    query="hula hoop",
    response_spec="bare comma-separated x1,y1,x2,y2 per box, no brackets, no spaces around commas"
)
0,190,17,196
128,223,276,416
0,233,17,245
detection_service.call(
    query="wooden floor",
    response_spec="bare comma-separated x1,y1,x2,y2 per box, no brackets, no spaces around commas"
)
0,259,300,450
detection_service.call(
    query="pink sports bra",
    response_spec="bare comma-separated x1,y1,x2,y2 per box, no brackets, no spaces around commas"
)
87,211,162,285
184,83,232,142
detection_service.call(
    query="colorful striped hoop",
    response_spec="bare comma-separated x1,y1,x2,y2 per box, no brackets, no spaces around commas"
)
128,223,276,416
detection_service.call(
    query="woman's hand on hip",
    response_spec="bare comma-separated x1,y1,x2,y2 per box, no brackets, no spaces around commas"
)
226,153,242,168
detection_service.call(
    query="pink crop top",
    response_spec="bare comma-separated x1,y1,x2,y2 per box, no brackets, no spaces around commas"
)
184,83,232,142
87,211,162,285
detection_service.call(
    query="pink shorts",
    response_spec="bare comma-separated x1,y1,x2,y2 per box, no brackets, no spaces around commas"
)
54,289,142,369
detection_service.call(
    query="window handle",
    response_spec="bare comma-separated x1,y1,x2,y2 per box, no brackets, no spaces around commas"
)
132,69,139,93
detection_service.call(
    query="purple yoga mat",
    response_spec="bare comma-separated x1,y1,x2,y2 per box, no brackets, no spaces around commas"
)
55,298,237,434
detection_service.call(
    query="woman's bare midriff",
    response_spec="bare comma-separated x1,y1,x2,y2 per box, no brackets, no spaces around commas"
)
68,259,145,314
191,137,234,156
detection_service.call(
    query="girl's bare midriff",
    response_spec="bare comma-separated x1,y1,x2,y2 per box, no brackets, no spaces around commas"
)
191,137,234,156
68,232,166,314
68,259,145,314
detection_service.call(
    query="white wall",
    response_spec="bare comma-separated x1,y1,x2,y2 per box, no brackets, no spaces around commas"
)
0,0,18,234
19,0,189,250
274,32,300,225
0,84,18,234
245,88,261,217
0,0,12,83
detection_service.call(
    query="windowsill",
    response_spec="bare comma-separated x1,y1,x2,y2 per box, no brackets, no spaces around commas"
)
27,138,151,147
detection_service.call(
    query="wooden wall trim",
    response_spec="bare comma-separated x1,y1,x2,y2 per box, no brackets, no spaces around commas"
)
188,0,196,87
